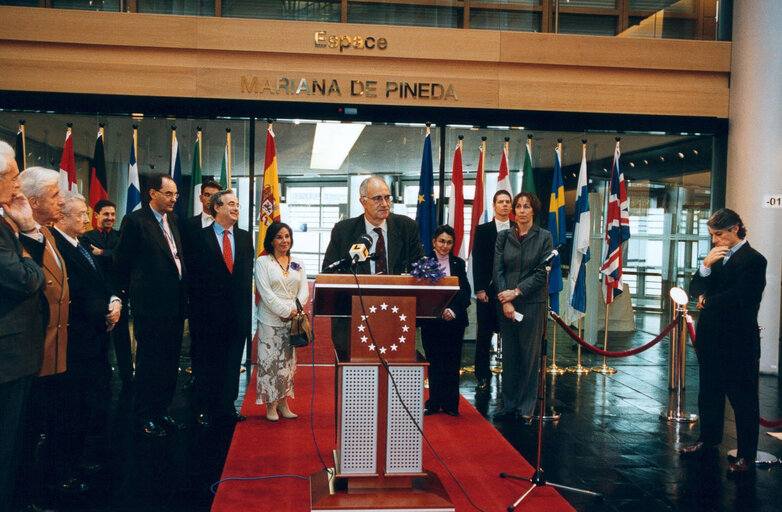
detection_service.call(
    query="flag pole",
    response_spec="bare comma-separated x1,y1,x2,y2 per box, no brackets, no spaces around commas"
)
226,128,232,187
592,302,617,374
548,139,565,376
18,120,26,169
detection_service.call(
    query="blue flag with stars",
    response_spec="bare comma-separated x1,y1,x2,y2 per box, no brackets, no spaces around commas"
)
415,129,436,254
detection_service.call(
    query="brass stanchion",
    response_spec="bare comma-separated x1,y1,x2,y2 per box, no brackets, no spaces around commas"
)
547,317,566,375
592,303,617,374
566,318,591,374
491,332,503,373
660,287,697,423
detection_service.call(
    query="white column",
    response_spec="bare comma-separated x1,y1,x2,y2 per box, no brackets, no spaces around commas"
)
726,1,782,374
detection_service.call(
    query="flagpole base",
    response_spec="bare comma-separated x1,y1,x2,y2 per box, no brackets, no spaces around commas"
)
491,365,503,374
659,410,698,423
460,365,475,374
591,364,617,375
546,363,566,375
566,364,592,375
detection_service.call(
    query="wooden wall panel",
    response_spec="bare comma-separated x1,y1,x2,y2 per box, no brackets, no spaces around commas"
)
0,6,731,118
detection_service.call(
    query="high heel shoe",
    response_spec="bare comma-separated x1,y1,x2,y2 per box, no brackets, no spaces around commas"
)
277,402,298,419
266,402,279,422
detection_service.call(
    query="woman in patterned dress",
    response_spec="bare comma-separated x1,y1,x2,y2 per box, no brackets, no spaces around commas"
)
255,221,308,421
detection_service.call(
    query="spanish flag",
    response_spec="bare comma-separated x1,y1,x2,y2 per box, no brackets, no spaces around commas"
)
256,123,280,256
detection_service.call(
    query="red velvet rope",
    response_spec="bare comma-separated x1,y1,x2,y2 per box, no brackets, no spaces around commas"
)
684,315,782,429
549,311,678,358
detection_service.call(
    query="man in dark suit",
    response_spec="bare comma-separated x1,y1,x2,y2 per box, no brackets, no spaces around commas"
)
185,189,253,427
0,142,46,512
114,174,188,437
471,190,512,391
680,208,767,477
179,179,222,390
81,199,134,385
51,191,121,488
322,176,424,358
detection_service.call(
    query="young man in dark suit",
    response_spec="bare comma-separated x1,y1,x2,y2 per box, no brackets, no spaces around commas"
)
0,143,46,512
471,190,512,391
114,174,188,437
184,189,253,427
321,176,424,358
51,191,121,489
680,208,767,477
81,199,134,385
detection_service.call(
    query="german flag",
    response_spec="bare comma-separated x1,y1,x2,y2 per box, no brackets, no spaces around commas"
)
89,127,108,229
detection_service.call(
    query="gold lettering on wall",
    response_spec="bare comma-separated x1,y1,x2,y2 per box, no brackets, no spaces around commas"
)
314,31,388,52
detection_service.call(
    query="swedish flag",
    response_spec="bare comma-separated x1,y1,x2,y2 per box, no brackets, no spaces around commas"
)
547,143,566,313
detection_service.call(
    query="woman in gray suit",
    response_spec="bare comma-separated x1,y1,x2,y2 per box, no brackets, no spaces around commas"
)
492,192,553,422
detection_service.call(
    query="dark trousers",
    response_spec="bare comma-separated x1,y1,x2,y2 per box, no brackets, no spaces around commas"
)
111,310,134,382
0,376,31,512
133,315,185,421
194,327,246,417
421,322,465,413
474,297,498,381
697,352,760,460
498,303,546,416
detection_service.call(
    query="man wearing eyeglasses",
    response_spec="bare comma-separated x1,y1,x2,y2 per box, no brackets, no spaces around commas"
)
114,174,188,437
322,175,424,358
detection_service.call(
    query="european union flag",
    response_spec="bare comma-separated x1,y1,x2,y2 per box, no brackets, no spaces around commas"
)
416,129,436,254
547,144,566,313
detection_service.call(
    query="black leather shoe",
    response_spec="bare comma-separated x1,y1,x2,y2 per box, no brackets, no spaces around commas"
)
159,415,187,431
49,476,89,493
196,412,212,428
230,412,247,422
444,410,460,417
679,441,716,457
140,420,167,437
493,410,518,422
475,379,489,392
76,462,103,476
423,407,439,416
727,458,754,477
21,504,58,512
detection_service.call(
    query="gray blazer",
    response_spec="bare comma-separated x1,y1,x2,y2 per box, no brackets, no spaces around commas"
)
493,224,553,306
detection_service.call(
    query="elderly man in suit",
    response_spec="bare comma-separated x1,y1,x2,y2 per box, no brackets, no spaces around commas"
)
114,174,187,437
81,199,134,385
185,189,253,428
0,142,46,512
322,175,424,359
680,208,767,477
51,191,121,489
471,189,512,391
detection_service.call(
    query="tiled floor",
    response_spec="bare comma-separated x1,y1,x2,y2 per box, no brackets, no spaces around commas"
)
15,314,782,511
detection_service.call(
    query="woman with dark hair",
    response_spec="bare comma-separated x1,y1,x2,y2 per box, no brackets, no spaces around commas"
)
420,225,471,416
492,192,553,423
254,221,308,421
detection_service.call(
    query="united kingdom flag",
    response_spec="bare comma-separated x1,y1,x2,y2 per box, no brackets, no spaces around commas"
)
600,141,630,305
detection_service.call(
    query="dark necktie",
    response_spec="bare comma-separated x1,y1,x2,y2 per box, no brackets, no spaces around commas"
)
77,243,97,270
222,230,233,274
373,227,387,274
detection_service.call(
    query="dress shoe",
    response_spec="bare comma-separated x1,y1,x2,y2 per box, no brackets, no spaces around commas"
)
140,420,167,437
159,415,187,431
679,441,716,458
196,412,212,428
266,408,279,422
520,415,534,425
475,379,489,392
423,407,439,416
493,410,518,422
727,458,754,477
444,410,460,417
76,462,103,476
48,476,89,493
21,504,57,512
277,408,298,419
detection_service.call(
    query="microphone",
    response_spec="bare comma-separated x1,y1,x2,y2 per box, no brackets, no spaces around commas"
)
323,234,373,272
540,244,565,267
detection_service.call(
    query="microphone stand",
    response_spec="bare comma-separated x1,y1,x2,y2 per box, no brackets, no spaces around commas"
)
499,261,602,510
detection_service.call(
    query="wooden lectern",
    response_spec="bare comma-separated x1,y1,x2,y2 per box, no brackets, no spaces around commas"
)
310,274,459,512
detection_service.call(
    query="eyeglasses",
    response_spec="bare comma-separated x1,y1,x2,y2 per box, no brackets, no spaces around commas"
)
362,194,393,204
65,211,90,219
156,190,180,199
221,201,241,209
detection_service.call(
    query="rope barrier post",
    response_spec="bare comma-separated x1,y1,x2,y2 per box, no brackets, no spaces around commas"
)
661,288,697,423
668,297,676,390
592,303,617,374
491,333,503,374
566,318,591,375
547,314,566,375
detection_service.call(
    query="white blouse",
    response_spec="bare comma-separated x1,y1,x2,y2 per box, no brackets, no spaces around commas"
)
254,254,309,327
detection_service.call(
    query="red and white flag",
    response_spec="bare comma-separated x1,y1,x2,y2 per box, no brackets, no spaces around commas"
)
59,127,78,192
468,138,487,258
447,138,466,259
496,138,512,195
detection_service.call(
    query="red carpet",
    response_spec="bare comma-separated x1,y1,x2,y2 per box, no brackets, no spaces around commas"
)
211,362,576,512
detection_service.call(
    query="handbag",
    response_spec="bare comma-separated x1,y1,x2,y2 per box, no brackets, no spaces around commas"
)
289,298,312,348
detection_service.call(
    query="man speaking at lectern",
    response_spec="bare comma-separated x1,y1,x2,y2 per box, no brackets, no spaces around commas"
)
322,176,424,358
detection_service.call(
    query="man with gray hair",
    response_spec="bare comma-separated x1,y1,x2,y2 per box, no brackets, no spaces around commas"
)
0,141,47,512
48,190,121,490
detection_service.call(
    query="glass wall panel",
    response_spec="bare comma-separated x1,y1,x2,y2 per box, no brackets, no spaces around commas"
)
347,2,459,29
222,0,340,22
137,0,214,16
52,0,121,11
562,0,616,8
470,9,541,32
0,1,39,6
558,13,617,35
